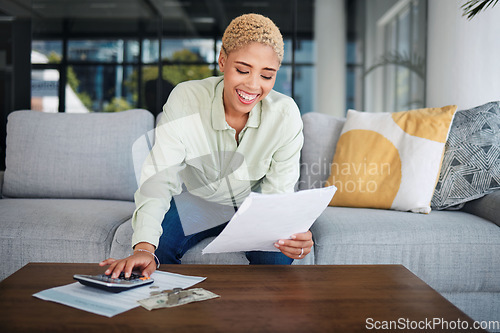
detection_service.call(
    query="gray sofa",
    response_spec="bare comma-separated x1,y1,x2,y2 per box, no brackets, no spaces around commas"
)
0,109,153,282
1,110,499,326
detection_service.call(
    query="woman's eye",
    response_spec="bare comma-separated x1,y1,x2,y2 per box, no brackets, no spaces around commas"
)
261,75,273,80
236,69,248,74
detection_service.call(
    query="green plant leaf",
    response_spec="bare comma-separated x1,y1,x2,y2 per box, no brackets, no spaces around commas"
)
462,0,499,20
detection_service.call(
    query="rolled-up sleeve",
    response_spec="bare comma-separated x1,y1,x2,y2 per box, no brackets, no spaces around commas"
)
259,103,304,194
131,94,186,248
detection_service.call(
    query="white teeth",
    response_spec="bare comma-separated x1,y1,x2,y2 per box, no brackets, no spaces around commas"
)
237,90,257,101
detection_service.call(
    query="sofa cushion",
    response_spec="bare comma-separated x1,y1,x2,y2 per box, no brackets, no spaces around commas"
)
325,107,456,213
110,218,135,259
441,292,500,327
182,237,249,264
110,218,249,264
462,190,500,227
299,112,345,190
182,237,315,265
3,109,154,201
0,198,135,281
432,101,500,210
112,218,316,265
311,207,500,293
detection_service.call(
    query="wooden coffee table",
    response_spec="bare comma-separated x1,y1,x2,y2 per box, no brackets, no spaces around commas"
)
0,263,485,332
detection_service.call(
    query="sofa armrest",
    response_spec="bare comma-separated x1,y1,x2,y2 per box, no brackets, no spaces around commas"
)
462,191,500,227
0,170,4,198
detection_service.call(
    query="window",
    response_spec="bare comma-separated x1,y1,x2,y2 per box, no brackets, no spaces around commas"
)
364,0,427,112
30,1,315,115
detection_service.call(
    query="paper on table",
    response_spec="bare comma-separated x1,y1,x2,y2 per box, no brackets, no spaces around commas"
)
202,185,336,254
33,270,206,317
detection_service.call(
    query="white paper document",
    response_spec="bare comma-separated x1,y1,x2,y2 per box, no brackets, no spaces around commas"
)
202,185,337,254
33,270,206,317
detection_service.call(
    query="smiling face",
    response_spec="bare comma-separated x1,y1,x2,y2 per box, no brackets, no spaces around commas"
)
218,42,280,118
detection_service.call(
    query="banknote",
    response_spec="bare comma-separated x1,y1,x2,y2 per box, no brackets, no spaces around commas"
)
138,288,220,310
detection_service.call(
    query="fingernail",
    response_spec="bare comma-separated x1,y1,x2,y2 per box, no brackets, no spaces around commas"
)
291,235,297,239
105,269,110,274
274,243,280,248
279,240,285,245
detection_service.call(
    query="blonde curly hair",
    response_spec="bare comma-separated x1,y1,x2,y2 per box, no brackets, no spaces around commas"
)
221,13,284,64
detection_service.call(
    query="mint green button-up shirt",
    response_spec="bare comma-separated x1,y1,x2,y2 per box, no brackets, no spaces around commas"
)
132,76,304,248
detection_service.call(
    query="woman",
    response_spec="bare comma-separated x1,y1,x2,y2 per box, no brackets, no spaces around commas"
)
101,13,314,278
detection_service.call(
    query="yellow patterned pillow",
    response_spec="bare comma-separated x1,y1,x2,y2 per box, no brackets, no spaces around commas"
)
325,106,457,213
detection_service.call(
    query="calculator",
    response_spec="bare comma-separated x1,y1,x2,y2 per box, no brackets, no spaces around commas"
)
73,272,154,293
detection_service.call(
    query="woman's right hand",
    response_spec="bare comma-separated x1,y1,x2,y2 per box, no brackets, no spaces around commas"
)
99,243,158,278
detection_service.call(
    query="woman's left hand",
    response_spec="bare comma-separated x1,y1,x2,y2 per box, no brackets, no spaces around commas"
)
274,230,314,259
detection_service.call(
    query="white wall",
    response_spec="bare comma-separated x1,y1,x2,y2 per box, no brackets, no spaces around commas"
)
314,0,345,116
426,1,500,110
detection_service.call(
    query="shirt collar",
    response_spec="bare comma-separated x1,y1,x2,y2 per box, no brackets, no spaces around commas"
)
211,78,262,130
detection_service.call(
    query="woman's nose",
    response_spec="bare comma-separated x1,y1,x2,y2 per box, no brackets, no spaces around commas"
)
245,73,259,89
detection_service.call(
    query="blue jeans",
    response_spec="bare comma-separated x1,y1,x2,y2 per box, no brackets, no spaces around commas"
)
156,200,293,265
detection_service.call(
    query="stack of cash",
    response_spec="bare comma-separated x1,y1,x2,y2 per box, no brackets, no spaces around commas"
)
138,288,220,310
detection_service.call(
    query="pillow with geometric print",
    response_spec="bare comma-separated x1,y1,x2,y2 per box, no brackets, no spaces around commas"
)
325,106,457,214
431,101,500,210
